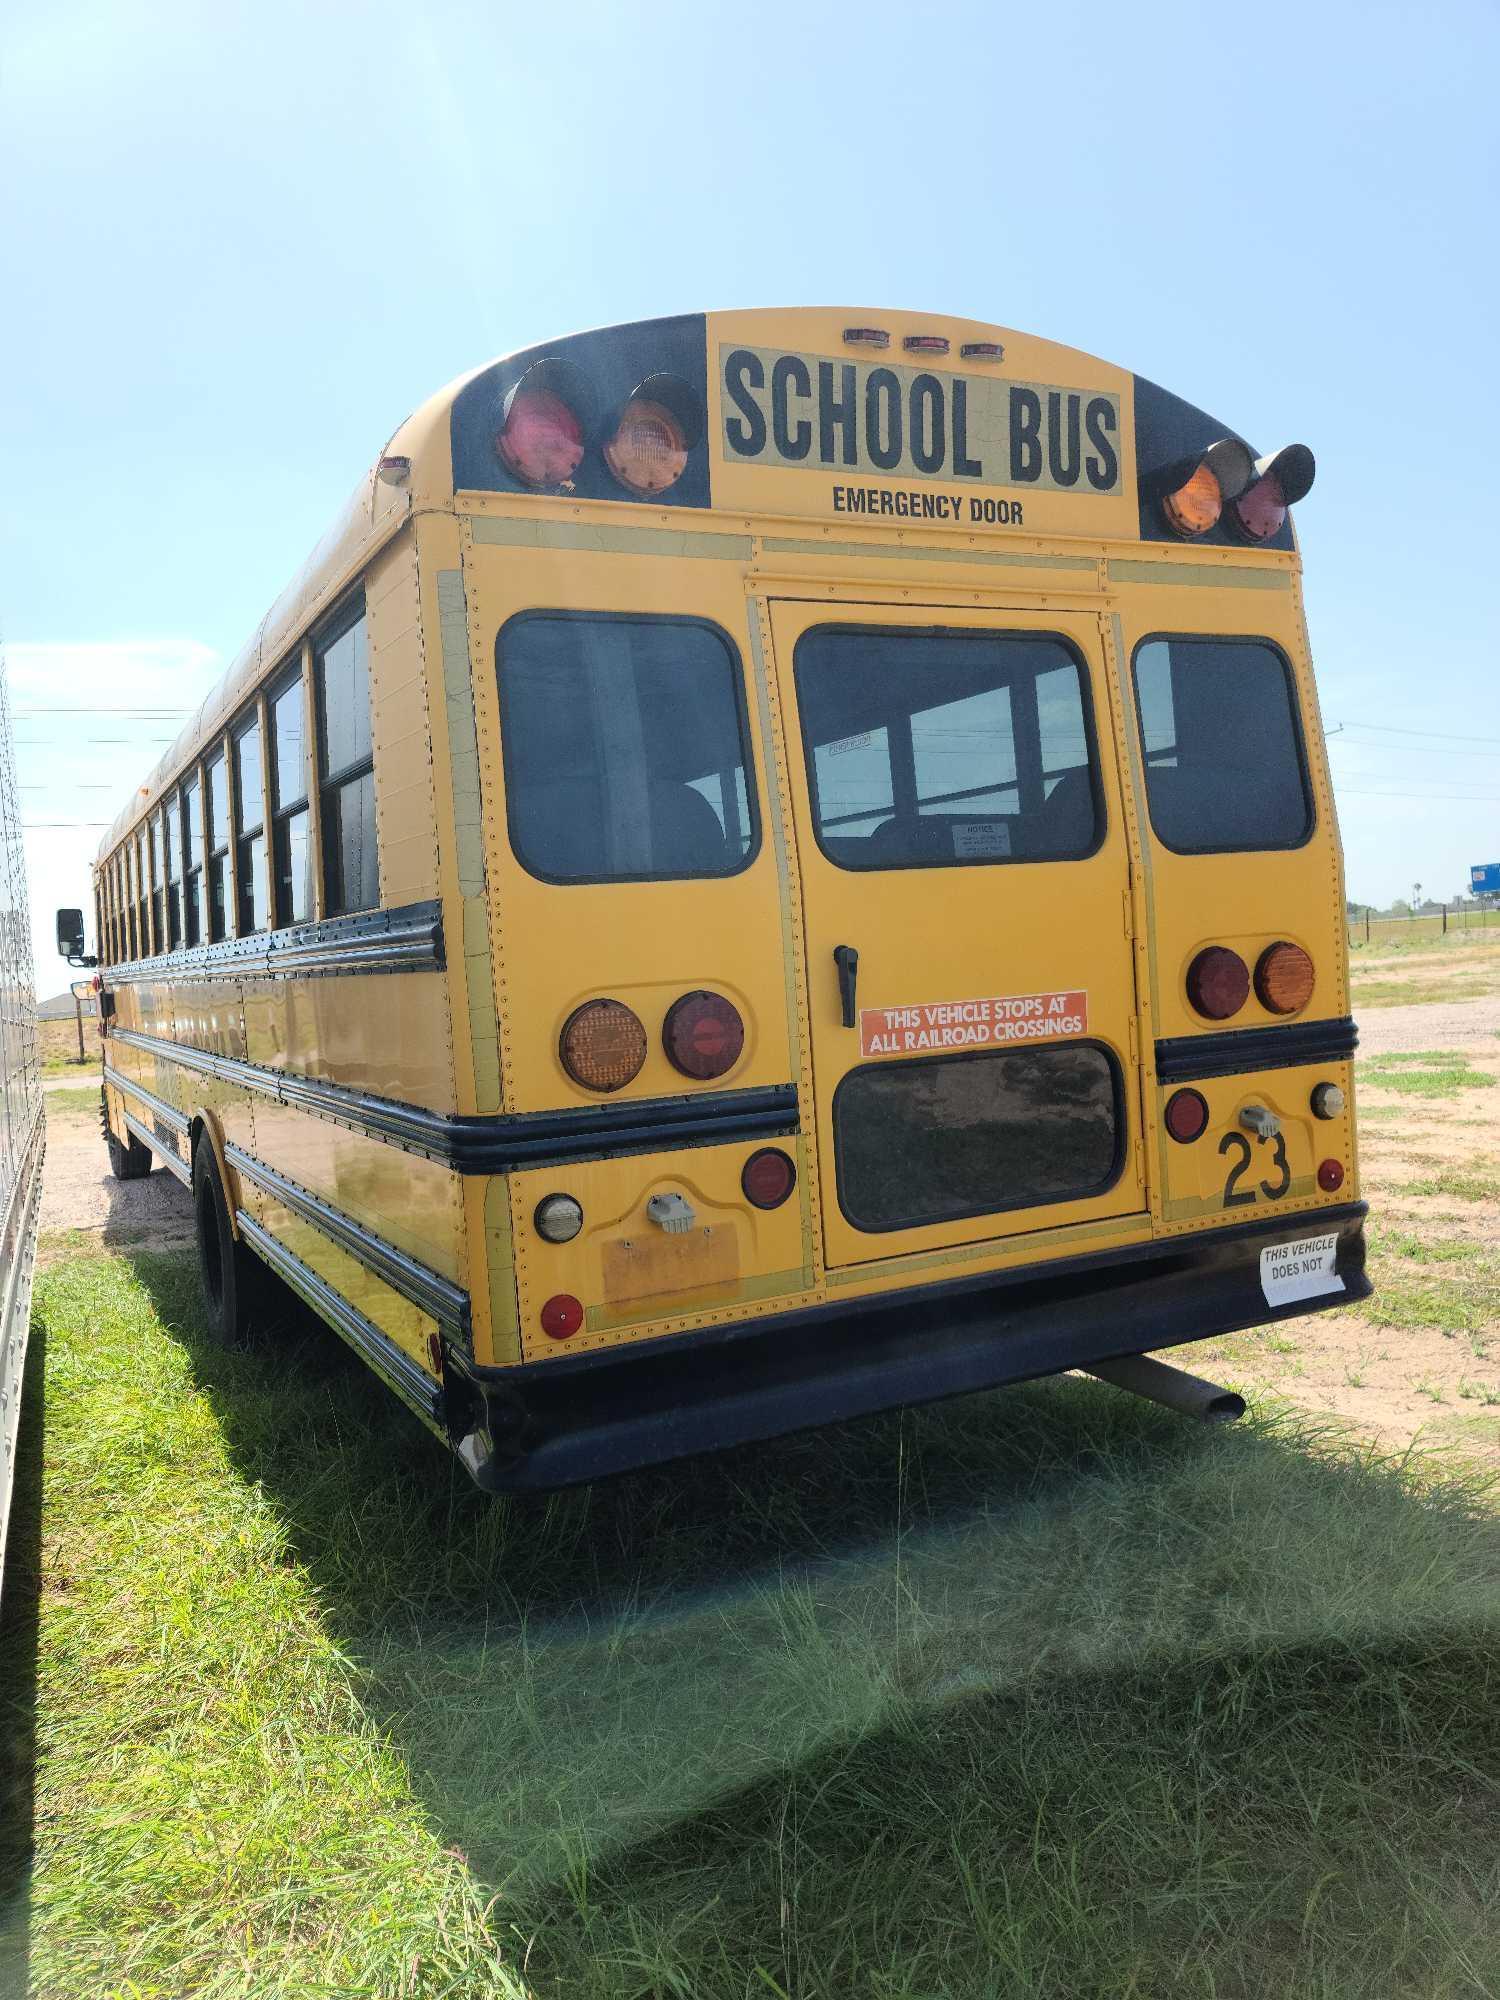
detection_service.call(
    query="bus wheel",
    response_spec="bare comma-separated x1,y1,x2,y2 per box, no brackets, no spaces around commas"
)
192,1135,270,1348
104,1095,152,1180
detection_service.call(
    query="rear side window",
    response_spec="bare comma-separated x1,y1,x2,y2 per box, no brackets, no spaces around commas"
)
1133,637,1312,853
497,613,757,883
794,628,1099,870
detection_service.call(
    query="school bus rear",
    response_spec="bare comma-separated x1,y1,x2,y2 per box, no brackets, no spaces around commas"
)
397,306,1366,1487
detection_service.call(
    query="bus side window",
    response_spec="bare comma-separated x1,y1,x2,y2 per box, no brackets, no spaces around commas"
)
269,668,312,927
147,815,163,955
205,750,230,942
233,712,267,934
183,772,204,947
162,795,182,949
315,603,378,916
135,827,150,957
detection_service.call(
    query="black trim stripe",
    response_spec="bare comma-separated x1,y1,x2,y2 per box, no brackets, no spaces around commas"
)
225,1143,470,1341
236,1212,445,1432
1154,1016,1357,1083
107,1027,799,1171
104,898,443,987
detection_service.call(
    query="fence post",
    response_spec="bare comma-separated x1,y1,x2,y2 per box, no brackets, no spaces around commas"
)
1443,904,1448,934
1365,910,1371,943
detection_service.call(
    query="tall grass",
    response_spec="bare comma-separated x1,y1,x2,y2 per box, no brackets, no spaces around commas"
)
3,1248,1499,1998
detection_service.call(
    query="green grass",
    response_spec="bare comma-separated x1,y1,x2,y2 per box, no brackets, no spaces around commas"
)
1356,1051,1498,1099
43,1085,102,1117
1349,974,1499,1008
1351,1224,1500,1335
1399,1167,1500,1205
4,1250,1500,1999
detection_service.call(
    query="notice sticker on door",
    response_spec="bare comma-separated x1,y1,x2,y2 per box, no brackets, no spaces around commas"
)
1259,1233,1344,1308
859,990,1088,1059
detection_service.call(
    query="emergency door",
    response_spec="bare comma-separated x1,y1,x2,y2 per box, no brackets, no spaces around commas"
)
766,598,1147,1270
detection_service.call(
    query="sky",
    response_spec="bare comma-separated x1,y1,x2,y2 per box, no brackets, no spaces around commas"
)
3,0,1497,993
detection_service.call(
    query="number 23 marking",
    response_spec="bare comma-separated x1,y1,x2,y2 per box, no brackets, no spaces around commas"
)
1218,1129,1291,1207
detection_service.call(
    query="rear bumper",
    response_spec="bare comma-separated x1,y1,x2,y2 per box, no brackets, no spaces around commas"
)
450,1203,1369,1491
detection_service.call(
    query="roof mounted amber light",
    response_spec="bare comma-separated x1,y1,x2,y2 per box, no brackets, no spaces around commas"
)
1159,438,1256,540
1227,444,1316,544
603,373,702,497
495,359,592,491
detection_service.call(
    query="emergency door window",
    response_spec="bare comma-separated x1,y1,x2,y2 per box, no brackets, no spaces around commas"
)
497,613,757,883
836,1043,1121,1232
1133,637,1312,853
795,628,1099,869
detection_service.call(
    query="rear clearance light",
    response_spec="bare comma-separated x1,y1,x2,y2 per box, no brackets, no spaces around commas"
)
559,999,647,1093
496,384,584,490
1187,946,1250,1021
1255,941,1315,1016
540,1293,583,1340
1317,1159,1345,1193
1160,437,1255,540
960,341,1004,361
842,327,890,348
742,1147,796,1209
1227,445,1316,544
1164,1088,1209,1144
903,334,950,354
663,990,745,1081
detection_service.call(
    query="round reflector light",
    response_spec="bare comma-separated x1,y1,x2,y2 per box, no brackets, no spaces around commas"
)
1229,471,1287,543
534,1193,584,1243
559,998,647,1093
1162,463,1222,539
1255,941,1315,1016
663,990,745,1081
1186,946,1250,1021
1164,1088,1209,1145
605,397,689,496
741,1147,796,1209
1317,1158,1345,1193
496,385,584,490
540,1293,584,1340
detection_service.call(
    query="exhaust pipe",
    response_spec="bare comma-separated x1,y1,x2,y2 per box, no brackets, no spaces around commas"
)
1085,1353,1246,1425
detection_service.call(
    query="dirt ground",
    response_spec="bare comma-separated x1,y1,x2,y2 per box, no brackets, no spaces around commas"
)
38,946,1500,1461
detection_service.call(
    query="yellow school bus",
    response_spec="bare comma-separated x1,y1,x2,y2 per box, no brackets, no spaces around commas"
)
78,307,1367,1487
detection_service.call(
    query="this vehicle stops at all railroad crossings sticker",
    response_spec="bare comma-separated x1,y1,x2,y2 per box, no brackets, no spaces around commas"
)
860,990,1088,1059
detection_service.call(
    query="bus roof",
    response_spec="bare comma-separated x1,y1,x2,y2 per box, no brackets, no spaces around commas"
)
100,307,1300,861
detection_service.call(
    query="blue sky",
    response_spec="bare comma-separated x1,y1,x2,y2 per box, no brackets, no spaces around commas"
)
3,0,1496,991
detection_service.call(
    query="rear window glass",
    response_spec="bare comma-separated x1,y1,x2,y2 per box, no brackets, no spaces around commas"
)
497,614,757,883
836,1044,1121,1232
794,628,1099,870
1133,637,1312,853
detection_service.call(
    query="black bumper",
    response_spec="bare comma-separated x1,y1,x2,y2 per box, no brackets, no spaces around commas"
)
450,1203,1369,1491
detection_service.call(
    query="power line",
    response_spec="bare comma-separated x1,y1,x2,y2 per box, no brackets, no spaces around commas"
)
1324,719,1500,747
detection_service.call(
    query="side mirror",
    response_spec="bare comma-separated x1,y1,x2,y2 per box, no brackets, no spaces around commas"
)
56,908,95,967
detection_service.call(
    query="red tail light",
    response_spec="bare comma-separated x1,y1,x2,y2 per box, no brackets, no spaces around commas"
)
1227,445,1315,544
1317,1159,1345,1193
1164,1089,1209,1144
1186,947,1250,1021
663,990,744,1081
742,1147,796,1209
540,1293,583,1340
496,384,584,490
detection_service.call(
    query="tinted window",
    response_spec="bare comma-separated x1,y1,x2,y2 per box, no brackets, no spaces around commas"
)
316,605,378,915
836,1044,1120,1232
234,718,263,832
796,629,1098,870
497,614,756,883
1133,638,1312,853
270,673,306,811
233,715,266,935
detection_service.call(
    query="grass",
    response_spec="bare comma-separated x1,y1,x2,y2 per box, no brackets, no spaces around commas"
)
37,1018,98,1076
43,1085,102,1117
1352,1224,1500,1335
3,1249,1500,1998
1398,1167,1500,1205
1356,1051,1497,1099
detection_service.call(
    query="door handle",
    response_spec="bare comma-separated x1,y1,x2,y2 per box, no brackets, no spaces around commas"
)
833,944,859,1029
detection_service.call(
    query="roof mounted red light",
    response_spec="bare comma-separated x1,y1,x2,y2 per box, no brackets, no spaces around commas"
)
496,382,584,491
959,341,1005,360
1226,445,1316,544
903,334,950,354
842,327,890,348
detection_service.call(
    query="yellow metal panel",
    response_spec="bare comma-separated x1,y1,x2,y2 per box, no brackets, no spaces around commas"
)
366,531,441,908
251,1187,441,1375
1154,1064,1356,1229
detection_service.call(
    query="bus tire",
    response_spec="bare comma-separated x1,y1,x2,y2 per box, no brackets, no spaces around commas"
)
192,1135,271,1348
104,1097,153,1180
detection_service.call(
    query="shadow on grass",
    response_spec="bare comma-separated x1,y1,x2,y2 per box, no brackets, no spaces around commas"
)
124,1247,1500,1997
0,1312,44,1998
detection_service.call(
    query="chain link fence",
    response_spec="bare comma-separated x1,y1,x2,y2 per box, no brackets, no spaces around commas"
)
1347,908,1500,948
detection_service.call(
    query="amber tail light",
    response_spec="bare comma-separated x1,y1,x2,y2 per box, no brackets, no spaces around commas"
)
1186,947,1250,1021
1255,942,1315,1015
663,990,744,1081
560,999,647,1093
